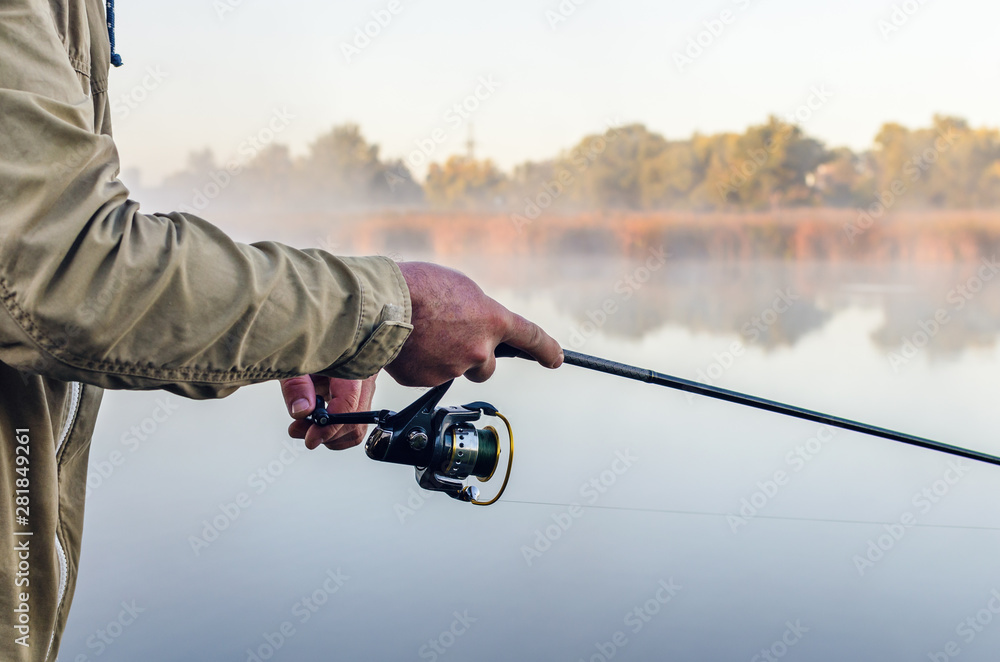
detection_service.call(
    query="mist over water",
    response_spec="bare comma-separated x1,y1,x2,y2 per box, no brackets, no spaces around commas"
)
62,252,1000,661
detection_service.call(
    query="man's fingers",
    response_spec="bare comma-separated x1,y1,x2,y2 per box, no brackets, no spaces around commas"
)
464,351,497,383
302,377,375,450
354,375,377,412
304,423,349,450
323,429,366,451
285,376,379,450
287,419,311,439
502,312,564,369
280,376,317,419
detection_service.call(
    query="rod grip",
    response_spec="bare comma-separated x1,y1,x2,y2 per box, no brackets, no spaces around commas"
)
496,343,651,381
494,342,530,359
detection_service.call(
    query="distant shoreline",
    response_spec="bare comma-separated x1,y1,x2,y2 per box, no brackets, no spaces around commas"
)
218,209,1000,263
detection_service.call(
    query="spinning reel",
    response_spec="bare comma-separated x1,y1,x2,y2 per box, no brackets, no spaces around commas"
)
309,380,513,505
303,339,1000,509
306,340,1000,506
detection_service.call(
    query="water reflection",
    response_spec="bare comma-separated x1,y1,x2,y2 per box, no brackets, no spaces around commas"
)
61,254,1000,662
448,256,1000,358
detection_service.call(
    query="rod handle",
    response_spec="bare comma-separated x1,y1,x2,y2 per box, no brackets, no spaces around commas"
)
494,342,531,359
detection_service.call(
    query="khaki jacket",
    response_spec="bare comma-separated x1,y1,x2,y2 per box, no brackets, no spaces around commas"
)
0,2,412,660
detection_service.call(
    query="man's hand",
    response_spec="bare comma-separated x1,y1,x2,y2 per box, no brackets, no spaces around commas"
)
281,375,377,450
387,261,563,386
281,260,562,448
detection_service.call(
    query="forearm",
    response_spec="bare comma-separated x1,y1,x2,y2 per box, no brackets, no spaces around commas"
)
0,202,412,397
0,1,413,397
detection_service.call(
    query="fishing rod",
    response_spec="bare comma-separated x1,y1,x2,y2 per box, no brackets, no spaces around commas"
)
497,343,1000,469
310,343,1000,506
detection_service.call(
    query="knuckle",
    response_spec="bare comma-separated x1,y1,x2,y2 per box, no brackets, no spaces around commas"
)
464,365,493,383
321,425,343,442
470,347,491,366
527,322,544,347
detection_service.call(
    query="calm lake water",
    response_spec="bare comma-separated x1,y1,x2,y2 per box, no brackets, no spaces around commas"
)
61,255,1000,661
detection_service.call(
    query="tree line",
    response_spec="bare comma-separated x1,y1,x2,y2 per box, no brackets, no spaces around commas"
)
142,116,1000,215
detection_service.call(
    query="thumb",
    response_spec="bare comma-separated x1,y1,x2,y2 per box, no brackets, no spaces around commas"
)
502,312,564,369
280,376,317,419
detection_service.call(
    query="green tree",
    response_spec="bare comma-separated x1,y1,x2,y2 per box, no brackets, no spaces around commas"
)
816,147,873,207
425,156,507,209
301,123,384,201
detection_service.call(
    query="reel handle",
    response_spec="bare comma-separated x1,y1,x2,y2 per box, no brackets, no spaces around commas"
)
308,396,384,426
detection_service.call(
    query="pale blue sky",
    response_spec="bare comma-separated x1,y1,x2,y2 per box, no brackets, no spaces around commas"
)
109,0,999,186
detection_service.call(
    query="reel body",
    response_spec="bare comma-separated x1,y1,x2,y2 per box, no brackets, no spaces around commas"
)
309,380,512,505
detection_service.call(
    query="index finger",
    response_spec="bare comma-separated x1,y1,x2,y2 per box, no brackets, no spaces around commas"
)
501,312,564,369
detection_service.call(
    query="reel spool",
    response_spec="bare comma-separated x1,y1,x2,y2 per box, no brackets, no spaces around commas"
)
309,380,513,505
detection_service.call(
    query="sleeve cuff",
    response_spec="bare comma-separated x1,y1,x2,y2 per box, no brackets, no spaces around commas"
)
321,256,412,379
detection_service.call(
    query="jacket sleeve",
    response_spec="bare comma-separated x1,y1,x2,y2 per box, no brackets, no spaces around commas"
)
0,2,412,399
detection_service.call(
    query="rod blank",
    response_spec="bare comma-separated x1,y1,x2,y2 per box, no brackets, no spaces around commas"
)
558,349,1000,468
496,343,1000,467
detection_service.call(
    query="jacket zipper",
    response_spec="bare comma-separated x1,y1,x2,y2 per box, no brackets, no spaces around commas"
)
46,381,82,661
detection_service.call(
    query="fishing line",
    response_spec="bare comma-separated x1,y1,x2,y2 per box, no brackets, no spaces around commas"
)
503,499,1000,533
